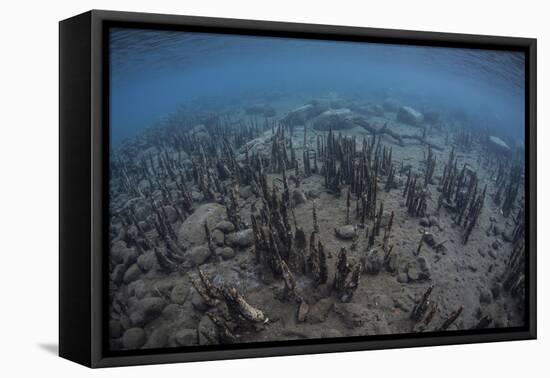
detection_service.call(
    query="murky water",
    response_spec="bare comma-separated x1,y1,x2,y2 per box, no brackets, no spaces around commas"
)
109,27,525,145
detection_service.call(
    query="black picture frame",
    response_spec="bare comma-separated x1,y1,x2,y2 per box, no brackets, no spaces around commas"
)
59,9,537,368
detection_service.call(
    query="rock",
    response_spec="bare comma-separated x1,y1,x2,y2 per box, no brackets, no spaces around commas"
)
382,98,400,112
335,225,356,240
226,228,254,248
111,264,126,285
109,320,122,339
111,241,137,266
492,240,501,250
191,191,203,202
407,266,420,281
187,245,211,266
198,315,218,345
138,220,152,233
123,264,142,284
429,216,440,229
281,102,329,127
211,229,225,246
163,206,178,224
170,283,189,305
362,249,383,275
312,108,355,131
492,224,503,236
419,217,430,227
215,220,235,233
423,233,436,247
406,257,430,282
137,251,156,272
488,249,497,259
479,289,493,304
216,246,235,260
177,203,226,249
240,186,253,199
477,248,486,258
133,204,151,222
397,272,409,283
145,327,168,349
137,179,151,195
133,297,166,324
397,106,423,126
291,189,307,205
306,298,333,324
174,328,198,346
128,279,147,299
367,104,385,117
162,304,184,321
307,189,320,199
122,328,146,349
119,314,131,332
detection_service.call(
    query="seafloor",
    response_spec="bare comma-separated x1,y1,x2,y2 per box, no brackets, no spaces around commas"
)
108,93,526,351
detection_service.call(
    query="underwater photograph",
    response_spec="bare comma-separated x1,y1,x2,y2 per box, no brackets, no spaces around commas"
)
107,27,527,351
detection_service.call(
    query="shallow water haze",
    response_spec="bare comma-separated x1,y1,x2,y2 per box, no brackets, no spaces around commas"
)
109,28,525,146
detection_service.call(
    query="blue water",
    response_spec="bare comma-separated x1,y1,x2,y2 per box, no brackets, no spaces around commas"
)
109,27,525,146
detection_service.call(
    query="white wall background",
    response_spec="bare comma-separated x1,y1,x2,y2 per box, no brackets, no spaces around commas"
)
0,0,546,375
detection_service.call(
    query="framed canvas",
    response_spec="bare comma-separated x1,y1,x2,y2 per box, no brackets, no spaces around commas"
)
59,10,536,368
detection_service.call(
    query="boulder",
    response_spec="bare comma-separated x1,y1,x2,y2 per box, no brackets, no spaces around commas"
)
281,102,329,127
111,241,137,266
131,297,166,324
177,203,226,249
216,246,235,260
162,304,184,321
187,246,211,266
312,109,355,131
170,283,189,305
335,225,356,240
226,229,254,248
291,189,307,205
128,279,147,299
407,257,431,282
215,220,236,234
174,328,198,346
211,229,225,246
122,328,146,349
111,264,126,285
396,106,423,126
145,327,168,349
163,205,178,224
366,104,385,117
123,264,142,284
362,249,383,275
137,251,156,272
